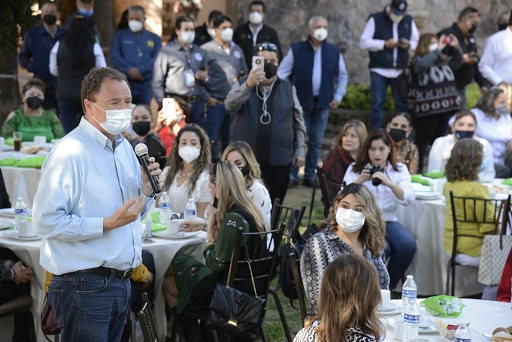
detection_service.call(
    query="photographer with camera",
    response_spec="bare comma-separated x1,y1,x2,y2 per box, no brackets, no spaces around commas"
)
343,129,416,290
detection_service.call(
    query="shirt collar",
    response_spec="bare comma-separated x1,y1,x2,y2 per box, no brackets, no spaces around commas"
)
78,117,124,151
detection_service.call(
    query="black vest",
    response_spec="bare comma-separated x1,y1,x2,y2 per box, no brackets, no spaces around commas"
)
56,41,95,101
368,10,412,69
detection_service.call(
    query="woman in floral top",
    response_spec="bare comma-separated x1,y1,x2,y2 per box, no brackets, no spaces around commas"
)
294,254,384,342
301,183,389,313
162,161,266,315
2,78,65,142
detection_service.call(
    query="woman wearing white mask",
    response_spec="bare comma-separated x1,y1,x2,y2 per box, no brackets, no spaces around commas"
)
407,33,463,171
300,183,389,313
160,124,211,217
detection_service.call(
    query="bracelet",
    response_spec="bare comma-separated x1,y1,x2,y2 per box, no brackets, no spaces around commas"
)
206,238,215,243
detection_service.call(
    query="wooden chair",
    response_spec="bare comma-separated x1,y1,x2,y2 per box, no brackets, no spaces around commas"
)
446,191,511,296
0,294,36,342
316,167,343,218
288,252,308,327
137,292,159,342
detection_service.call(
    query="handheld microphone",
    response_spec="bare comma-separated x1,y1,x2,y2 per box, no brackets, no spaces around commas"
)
135,143,162,194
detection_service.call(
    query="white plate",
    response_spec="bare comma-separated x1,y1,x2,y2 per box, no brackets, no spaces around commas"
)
415,192,442,200
0,208,33,218
0,145,13,151
1,230,40,241
0,219,14,230
482,333,491,342
377,304,401,315
153,231,202,239
388,318,439,334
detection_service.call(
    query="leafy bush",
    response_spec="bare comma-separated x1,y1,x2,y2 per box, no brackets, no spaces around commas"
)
339,84,395,111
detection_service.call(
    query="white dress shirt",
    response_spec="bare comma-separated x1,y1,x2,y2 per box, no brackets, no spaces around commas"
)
49,41,107,76
343,162,415,222
34,117,153,275
479,27,512,85
359,11,419,78
248,179,272,229
428,134,496,182
472,108,512,165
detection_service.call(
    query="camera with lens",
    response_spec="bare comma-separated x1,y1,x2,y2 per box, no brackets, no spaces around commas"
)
367,165,385,186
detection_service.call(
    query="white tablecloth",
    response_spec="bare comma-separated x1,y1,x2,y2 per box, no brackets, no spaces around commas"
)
383,298,510,341
396,198,484,296
0,231,206,342
1,166,41,209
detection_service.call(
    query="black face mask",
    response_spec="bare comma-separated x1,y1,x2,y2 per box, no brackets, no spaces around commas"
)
455,130,474,140
264,63,277,79
498,23,509,31
389,128,407,142
132,121,151,136
25,96,43,109
238,166,250,177
43,14,57,25
468,23,478,34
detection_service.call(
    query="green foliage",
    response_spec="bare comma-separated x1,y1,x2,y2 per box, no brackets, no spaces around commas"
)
465,83,480,109
339,84,395,111
1,0,40,56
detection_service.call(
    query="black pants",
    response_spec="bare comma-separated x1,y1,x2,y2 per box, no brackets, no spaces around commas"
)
414,112,454,173
260,164,291,206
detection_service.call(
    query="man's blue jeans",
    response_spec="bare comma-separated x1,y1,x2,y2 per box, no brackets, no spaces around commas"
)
205,103,230,161
290,106,330,182
370,71,407,129
456,87,467,110
49,272,131,342
384,221,417,290
129,81,153,105
189,100,206,128
58,99,83,133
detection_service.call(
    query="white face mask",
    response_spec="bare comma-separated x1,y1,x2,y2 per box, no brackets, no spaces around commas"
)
180,31,195,44
390,13,404,23
91,102,132,135
220,28,234,42
179,146,200,163
429,43,439,52
249,11,263,25
128,20,143,33
335,207,365,234
313,27,328,42
208,27,216,38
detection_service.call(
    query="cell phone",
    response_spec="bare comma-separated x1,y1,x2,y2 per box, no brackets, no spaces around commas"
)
252,56,264,70
199,65,206,71
162,98,175,119
443,35,452,45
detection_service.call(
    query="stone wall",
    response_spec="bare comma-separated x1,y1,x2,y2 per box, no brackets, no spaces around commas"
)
237,0,511,85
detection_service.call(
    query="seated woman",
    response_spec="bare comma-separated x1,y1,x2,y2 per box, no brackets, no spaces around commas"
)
386,113,419,174
2,78,65,142
430,110,496,181
130,104,166,164
471,87,512,177
443,139,496,266
221,141,272,228
343,129,416,290
321,119,367,184
497,248,512,302
162,161,266,319
160,124,211,218
301,183,389,313
294,254,384,342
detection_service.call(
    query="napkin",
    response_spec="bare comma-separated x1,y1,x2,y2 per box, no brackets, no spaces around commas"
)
502,178,512,186
0,157,17,166
142,212,166,232
421,295,464,317
425,170,445,179
15,156,46,168
4,138,13,146
411,174,430,185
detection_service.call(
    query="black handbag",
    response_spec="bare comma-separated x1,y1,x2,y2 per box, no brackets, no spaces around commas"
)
207,245,265,341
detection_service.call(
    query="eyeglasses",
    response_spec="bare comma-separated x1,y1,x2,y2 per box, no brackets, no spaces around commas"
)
255,42,278,52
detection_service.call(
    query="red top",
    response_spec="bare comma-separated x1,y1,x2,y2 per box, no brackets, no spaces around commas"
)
497,248,512,302
321,146,354,184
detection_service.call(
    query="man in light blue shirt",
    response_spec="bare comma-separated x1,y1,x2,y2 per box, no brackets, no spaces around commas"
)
110,5,162,105
278,15,348,187
33,67,161,341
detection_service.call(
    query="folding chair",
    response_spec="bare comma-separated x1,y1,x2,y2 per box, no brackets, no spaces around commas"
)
0,294,36,342
137,292,159,342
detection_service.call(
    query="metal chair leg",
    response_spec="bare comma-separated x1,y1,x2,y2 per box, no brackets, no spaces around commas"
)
268,288,293,342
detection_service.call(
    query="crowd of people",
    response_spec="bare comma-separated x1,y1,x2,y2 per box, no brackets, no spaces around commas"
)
2,0,512,340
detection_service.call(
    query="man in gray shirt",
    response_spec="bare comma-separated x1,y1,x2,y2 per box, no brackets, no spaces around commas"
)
152,16,210,126
201,15,247,161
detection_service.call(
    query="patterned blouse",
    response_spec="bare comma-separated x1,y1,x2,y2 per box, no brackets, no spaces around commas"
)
393,139,419,175
294,324,377,342
321,147,354,184
300,229,389,313
0,259,15,284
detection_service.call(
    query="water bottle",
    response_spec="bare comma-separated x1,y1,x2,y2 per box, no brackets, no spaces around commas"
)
455,322,471,342
403,299,419,341
402,275,417,313
184,198,197,221
145,219,152,239
15,197,27,227
159,192,171,224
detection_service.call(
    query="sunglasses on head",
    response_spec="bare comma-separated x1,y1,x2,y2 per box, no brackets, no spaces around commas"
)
255,42,278,52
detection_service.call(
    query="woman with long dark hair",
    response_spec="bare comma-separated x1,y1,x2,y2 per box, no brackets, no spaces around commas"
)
50,15,106,133
343,129,416,290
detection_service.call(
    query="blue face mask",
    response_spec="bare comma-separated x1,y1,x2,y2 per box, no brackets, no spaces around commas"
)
479,159,487,173
78,8,94,17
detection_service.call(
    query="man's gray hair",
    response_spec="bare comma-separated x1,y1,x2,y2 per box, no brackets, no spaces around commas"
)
308,15,328,29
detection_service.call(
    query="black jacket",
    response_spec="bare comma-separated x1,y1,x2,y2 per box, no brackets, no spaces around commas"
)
233,22,282,70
